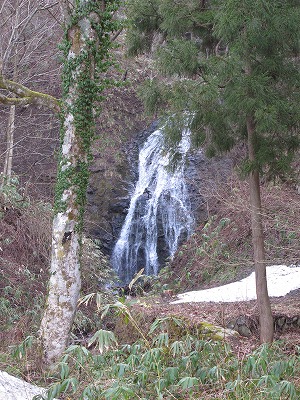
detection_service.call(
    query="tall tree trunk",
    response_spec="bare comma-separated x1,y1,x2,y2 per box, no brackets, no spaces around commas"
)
247,116,274,343
1,5,19,188
39,5,97,366
2,105,15,187
37,0,119,367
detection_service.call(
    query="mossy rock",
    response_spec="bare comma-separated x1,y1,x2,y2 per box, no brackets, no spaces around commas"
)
197,321,239,340
113,309,238,345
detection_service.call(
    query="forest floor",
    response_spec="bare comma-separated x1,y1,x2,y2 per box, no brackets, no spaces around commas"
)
124,290,300,357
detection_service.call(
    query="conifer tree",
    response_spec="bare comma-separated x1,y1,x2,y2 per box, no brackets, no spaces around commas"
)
212,0,300,343
126,0,300,343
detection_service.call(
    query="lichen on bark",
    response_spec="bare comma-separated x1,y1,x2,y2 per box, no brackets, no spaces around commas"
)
39,0,121,366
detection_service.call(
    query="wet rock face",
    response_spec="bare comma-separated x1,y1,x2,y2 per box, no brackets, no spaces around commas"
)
186,150,233,220
86,123,232,277
86,122,159,255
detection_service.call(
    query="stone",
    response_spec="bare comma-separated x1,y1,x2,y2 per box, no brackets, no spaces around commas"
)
276,316,286,330
227,315,257,337
0,371,57,400
199,321,239,340
236,324,252,338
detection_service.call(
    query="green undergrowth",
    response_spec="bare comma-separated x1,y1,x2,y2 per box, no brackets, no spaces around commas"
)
20,304,299,400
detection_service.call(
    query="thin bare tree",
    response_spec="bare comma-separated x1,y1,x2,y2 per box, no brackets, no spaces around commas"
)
0,0,61,187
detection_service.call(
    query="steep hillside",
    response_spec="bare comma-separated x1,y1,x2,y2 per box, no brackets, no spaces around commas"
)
168,172,300,292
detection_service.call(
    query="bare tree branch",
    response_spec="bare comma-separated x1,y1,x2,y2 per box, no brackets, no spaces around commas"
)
111,28,123,42
0,75,60,112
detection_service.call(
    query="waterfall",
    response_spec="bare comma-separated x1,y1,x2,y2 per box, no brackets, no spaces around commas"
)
111,126,194,283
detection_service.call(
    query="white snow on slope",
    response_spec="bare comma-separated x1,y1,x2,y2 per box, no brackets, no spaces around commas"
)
171,265,300,304
0,370,59,400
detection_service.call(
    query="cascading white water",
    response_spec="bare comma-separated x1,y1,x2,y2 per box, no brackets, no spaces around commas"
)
111,126,194,283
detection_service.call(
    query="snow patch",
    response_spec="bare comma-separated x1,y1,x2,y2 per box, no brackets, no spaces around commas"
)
171,265,300,304
0,371,58,400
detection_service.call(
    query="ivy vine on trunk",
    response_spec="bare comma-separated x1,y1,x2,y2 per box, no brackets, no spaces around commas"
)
0,0,120,367
39,0,120,366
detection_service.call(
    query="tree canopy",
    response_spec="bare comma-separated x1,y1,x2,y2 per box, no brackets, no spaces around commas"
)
127,0,300,177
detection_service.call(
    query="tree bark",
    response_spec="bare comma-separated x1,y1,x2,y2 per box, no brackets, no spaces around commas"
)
2,40,18,187
39,0,102,365
39,32,85,366
2,105,15,187
247,116,274,343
